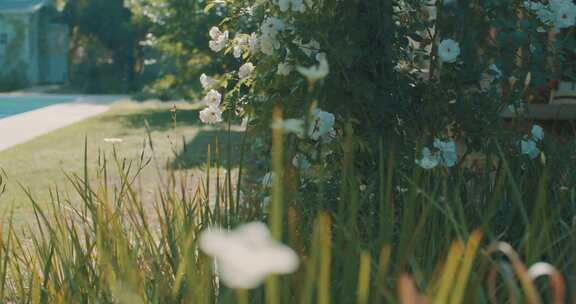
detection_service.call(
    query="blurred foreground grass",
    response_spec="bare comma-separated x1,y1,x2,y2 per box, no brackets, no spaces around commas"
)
0,104,575,303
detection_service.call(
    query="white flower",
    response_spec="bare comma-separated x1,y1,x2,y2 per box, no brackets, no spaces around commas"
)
433,138,457,167
248,32,260,53
233,45,243,58
488,64,502,78
232,34,250,58
308,108,335,140
521,139,540,159
209,26,229,52
291,0,305,12
277,62,293,76
525,0,576,30
199,106,223,124
199,222,299,290
531,124,544,141
104,138,123,143
297,53,329,83
551,0,576,29
259,17,285,55
438,39,460,63
525,1,554,23
210,38,228,52
415,147,440,170
203,89,222,107
209,26,223,40
261,17,285,37
519,124,544,159
200,73,216,90
278,0,305,12
415,138,457,169
292,154,311,170
238,62,255,80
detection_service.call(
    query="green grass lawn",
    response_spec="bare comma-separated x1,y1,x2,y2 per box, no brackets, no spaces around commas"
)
0,100,243,228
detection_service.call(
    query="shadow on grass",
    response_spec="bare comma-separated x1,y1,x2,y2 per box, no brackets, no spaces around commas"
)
105,108,244,169
172,129,244,169
105,108,202,131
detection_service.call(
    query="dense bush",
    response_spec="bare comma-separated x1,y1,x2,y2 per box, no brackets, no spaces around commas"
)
62,0,149,93
195,0,576,208
198,0,575,140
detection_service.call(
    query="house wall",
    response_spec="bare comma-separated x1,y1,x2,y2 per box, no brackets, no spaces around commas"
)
0,12,31,85
27,11,40,84
0,8,69,86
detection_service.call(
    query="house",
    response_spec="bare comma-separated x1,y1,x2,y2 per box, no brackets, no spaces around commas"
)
0,0,68,86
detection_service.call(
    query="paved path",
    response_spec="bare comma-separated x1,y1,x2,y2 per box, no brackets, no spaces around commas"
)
0,94,127,152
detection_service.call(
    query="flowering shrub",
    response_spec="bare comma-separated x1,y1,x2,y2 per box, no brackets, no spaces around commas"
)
195,0,576,215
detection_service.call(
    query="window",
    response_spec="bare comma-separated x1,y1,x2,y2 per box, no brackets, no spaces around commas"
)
0,33,7,45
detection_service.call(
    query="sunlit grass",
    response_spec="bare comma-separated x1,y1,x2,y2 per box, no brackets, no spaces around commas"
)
0,100,242,228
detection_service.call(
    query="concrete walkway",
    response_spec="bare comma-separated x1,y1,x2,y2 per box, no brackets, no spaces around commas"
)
0,94,127,152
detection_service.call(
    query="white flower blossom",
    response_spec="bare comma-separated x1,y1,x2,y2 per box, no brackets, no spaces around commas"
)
551,0,576,29
292,154,311,170
278,0,305,12
520,139,540,159
261,17,285,37
416,138,457,169
438,39,460,63
309,108,335,140
277,62,293,76
200,73,216,90
239,62,255,80
233,45,243,58
199,222,299,290
248,32,260,53
415,147,440,170
209,26,229,52
209,26,223,40
297,53,329,83
259,17,285,55
203,89,222,107
433,138,457,167
232,34,250,58
199,106,223,124
488,64,502,78
532,124,544,141
520,124,544,159
525,0,576,30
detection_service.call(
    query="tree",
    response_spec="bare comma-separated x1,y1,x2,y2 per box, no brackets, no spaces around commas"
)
62,0,149,92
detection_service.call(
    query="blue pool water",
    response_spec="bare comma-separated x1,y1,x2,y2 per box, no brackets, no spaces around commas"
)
0,96,75,119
